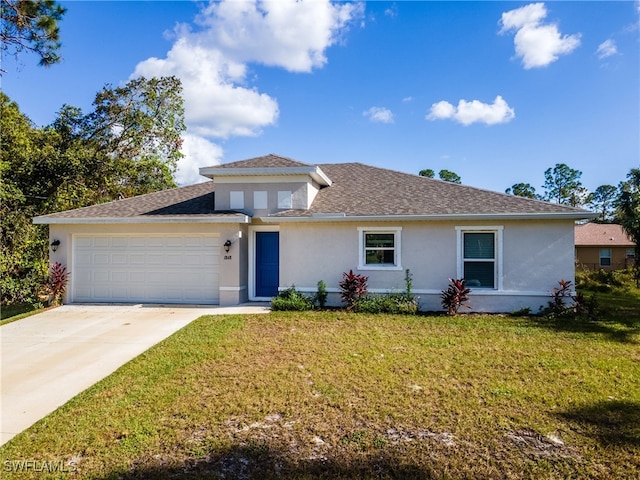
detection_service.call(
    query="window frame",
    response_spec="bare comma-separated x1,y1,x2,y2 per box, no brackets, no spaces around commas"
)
277,191,292,209
455,226,503,290
357,227,402,271
599,248,612,267
254,191,268,210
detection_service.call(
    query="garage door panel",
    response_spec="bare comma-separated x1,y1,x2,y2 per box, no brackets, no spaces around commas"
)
73,235,219,304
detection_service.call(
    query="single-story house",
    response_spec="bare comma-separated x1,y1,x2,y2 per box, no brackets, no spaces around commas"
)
34,154,596,312
575,223,635,271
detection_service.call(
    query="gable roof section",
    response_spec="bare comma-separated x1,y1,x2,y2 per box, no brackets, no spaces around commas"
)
33,181,249,224
214,153,313,169
266,163,594,220
575,223,634,247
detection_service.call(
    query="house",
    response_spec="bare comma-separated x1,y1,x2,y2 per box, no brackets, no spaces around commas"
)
34,154,596,312
575,223,635,271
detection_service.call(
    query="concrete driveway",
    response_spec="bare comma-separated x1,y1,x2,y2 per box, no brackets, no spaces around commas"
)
0,303,269,446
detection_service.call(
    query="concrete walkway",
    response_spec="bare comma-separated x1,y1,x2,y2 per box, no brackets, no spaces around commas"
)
0,303,269,446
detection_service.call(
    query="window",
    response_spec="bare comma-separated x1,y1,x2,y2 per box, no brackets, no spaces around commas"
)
599,248,612,267
254,191,268,209
277,191,292,209
358,227,402,270
626,248,635,259
456,227,503,289
230,191,244,210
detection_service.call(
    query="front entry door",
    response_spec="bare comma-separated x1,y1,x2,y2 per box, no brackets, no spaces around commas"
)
255,231,279,297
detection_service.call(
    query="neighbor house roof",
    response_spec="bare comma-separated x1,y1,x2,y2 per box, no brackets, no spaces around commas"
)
34,154,596,224
575,223,634,247
33,181,249,224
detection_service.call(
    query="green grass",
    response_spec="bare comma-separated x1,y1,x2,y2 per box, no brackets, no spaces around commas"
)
0,303,46,325
1,298,639,479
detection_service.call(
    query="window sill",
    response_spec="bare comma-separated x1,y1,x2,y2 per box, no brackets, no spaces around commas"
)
357,264,403,271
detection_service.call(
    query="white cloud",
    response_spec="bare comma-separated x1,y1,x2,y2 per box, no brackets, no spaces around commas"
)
499,3,581,69
132,0,363,184
596,39,618,59
363,106,394,124
426,96,515,126
178,134,224,185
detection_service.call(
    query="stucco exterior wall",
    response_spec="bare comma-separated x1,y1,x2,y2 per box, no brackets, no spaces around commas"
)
575,246,633,270
278,219,576,313
214,179,318,214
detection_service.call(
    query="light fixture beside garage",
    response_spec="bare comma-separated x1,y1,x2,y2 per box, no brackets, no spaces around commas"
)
50,239,61,252
224,240,232,253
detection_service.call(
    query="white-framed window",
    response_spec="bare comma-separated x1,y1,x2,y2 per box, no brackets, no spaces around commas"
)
230,191,244,210
277,191,292,209
358,227,402,270
456,226,503,289
599,248,612,267
254,191,268,209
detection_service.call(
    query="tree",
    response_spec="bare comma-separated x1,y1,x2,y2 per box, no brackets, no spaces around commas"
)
588,184,618,223
542,163,588,206
438,169,461,184
505,182,537,199
1,77,185,305
0,0,66,70
616,168,640,285
419,168,435,178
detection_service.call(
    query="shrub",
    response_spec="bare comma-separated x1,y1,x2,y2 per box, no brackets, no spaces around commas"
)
354,292,418,315
314,280,328,309
270,287,314,311
544,279,600,320
339,270,368,311
43,262,69,306
441,278,470,315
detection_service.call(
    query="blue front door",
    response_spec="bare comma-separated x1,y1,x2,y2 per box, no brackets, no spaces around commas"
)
256,232,279,297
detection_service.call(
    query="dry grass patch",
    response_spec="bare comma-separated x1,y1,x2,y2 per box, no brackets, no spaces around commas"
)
1,312,638,479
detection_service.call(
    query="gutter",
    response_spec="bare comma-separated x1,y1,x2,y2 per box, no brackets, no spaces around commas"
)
33,215,251,225
259,211,599,223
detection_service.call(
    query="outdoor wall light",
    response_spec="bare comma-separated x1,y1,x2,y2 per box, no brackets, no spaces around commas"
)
224,240,232,253
50,239,61,252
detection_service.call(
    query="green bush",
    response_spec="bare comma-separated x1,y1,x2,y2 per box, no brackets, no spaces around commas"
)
271,287,314,311
354,293,418,315
576,268,633,293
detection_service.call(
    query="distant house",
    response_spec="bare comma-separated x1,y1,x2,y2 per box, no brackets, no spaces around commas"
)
34,154,596,312
575,223,635,271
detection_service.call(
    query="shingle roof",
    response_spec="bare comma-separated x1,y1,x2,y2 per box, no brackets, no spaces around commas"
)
33,182,243,223
215,153,313,169
575,223,634,246
271,162,592,217
34,156,595,223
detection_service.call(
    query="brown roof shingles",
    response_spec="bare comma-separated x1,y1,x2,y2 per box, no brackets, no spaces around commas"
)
34,156,594,221
272,163,591,217
575,223,634,246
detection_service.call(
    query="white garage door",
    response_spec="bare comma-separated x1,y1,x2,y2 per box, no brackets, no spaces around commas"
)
73,235,219,304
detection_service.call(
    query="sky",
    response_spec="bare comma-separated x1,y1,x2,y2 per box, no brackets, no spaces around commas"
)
2,0,639,196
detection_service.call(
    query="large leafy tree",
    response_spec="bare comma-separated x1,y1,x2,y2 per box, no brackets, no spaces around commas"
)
616,168,640,284
505,182,537,199
1,76,185,305
542,163,589,206
588,184,618,223
0,0,66,70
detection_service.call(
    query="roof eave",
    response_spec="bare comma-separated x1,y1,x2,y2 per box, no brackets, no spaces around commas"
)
259,211,598,223
33,215,251,225
199,166,332,186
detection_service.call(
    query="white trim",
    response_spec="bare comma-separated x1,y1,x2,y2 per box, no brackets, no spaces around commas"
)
34,215,251,225
455,226,504,290
248,225,280,301
260,212,596,222
357,226,403,271
199,166,332,186
220,285,247,292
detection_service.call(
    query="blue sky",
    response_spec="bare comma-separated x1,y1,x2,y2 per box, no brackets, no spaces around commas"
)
3,1,639,196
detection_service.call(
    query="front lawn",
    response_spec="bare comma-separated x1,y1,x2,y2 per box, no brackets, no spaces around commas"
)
1,308,638,479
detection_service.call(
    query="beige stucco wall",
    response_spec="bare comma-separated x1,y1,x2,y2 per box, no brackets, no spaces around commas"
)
575,246,633,270
278,219,576,313
48,222,247,305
